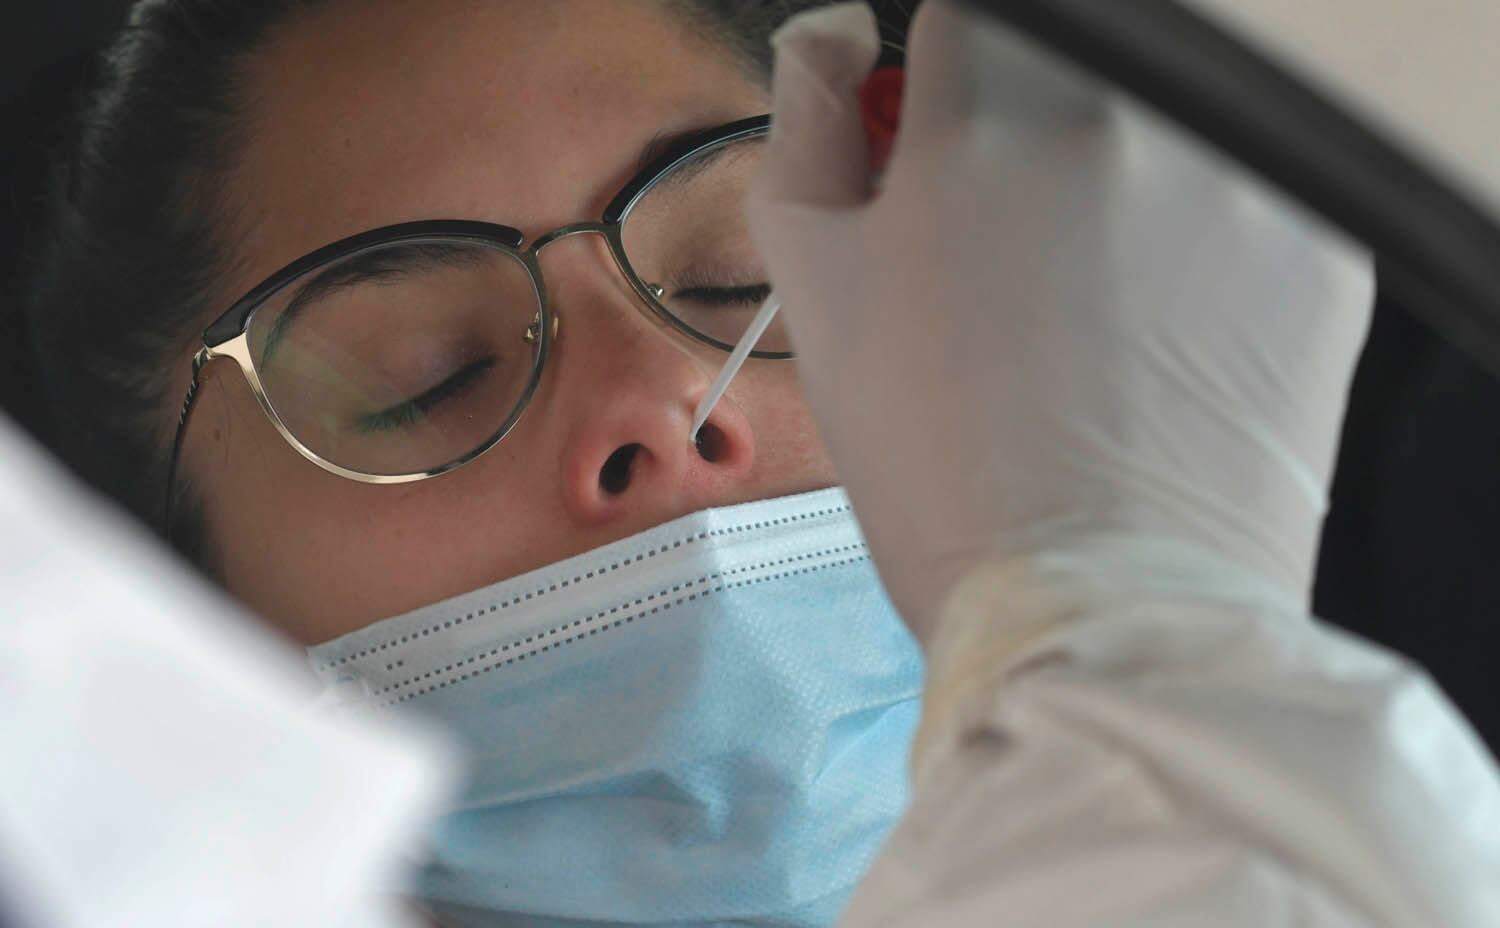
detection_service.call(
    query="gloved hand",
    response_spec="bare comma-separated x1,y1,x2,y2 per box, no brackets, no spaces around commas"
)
748,0,1374,642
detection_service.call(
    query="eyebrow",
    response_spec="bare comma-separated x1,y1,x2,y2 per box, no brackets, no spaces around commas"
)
260,242,488,365
635,126,704,175
633,121,755,189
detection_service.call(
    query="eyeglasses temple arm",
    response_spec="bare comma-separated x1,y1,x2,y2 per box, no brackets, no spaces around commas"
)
163,347,210,536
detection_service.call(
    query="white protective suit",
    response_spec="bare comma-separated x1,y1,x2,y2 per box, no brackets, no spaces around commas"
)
745,3,1500,926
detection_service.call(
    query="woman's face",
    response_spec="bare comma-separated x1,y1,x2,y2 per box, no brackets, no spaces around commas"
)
179,0,837,645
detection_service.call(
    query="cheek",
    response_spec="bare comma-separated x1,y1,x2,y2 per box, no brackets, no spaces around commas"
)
731,362,838,486
187,360,541,644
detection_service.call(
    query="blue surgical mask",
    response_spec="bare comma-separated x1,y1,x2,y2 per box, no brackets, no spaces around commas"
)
307,488,923,927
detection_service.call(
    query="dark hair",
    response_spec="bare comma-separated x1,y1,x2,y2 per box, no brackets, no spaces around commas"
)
21,0,906,569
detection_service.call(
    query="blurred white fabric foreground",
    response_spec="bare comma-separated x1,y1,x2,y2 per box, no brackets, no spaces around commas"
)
0,416,451,928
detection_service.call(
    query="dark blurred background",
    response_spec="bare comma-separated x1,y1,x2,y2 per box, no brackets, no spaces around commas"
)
2,1,1495,756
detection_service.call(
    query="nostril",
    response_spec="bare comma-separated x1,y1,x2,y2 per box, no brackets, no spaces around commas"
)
694,423,727,464
599,444,642,495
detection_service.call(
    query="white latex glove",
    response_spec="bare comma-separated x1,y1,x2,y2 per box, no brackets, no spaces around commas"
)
751,11,1500,927
0,418,452,928
748,0,1374,642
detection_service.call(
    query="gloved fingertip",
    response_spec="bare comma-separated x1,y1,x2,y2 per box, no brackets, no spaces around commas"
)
771,2,881,123
770,2,882,88
762,2,881,206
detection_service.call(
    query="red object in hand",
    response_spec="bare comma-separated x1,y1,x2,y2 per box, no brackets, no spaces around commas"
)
859,67,905,176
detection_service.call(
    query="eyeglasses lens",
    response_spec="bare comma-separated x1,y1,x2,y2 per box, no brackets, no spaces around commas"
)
620,134,789,354
245,240,544,477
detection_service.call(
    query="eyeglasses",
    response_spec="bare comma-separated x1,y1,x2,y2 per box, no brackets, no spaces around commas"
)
168,115,789,498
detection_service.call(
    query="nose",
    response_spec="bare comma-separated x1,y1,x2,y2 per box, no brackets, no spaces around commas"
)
542,237,758,527
562,398,755,527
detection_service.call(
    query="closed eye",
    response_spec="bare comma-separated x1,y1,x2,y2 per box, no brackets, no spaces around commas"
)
671,282,772,307
352,357,497,434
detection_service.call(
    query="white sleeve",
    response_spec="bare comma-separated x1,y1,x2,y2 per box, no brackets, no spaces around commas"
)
842,536,1500,928
0,418,453,928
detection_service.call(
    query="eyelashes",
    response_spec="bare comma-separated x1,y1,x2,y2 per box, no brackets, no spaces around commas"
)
670,282,772,307
353,356,497,433
343,277,769,435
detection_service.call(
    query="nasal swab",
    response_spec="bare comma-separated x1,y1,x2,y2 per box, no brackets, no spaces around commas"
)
690,293,782,444
688,67,903,448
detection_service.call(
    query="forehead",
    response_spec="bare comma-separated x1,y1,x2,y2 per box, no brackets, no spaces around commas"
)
224,0,768,287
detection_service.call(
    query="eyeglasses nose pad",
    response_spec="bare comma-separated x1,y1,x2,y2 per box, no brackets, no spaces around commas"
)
646,284,665,300
524,311,562,345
